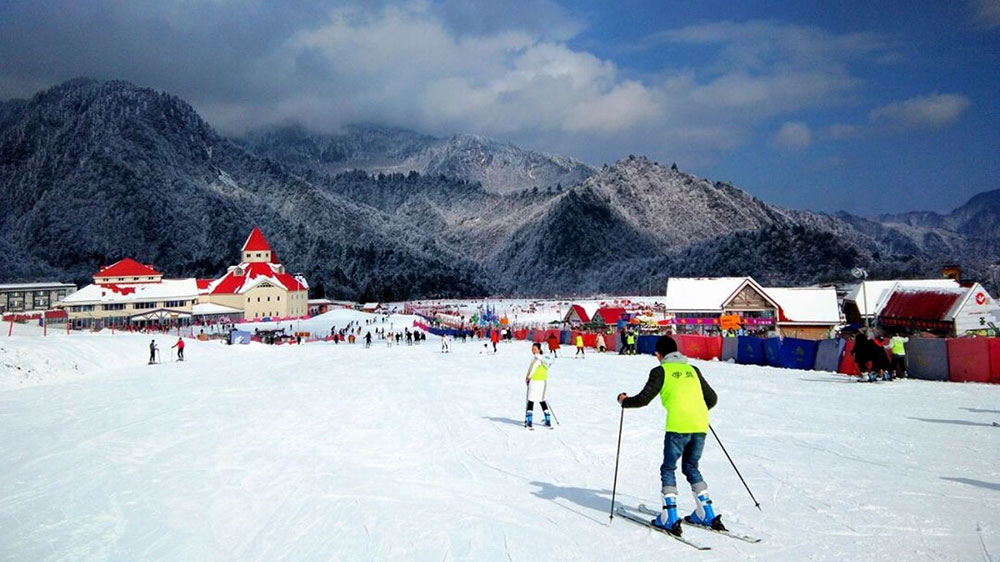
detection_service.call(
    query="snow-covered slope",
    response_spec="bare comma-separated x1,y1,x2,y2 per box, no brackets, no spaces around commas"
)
1,332,998,561
238,125,596,194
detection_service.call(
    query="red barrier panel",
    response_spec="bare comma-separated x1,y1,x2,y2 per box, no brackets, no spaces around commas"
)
533,330,545,343
603,332,618,352
838,339,862,376
583,333,598,348
677,335,723,360
544,330,561,349
990,339,1000,384
947,338,992,383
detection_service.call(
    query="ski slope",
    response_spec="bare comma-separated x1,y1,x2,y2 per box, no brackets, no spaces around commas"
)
1,329,998,561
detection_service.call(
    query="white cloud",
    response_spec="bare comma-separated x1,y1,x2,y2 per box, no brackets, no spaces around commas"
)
869,93,971,130
971,0,1000,28
773,121,813,150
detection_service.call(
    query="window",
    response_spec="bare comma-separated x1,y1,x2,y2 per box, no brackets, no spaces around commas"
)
257,297,261,302
246,297,250,303
134,302,156,310
267,297,270,302
103,303,126,311
277,296,280,301
164,300,187,308
70,305,95,312
256,253,262,258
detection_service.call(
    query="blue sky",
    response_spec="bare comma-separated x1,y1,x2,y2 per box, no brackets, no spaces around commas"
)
0,0,997,214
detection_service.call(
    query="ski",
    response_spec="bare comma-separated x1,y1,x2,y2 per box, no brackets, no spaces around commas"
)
638,504,761,543
614,506,711,550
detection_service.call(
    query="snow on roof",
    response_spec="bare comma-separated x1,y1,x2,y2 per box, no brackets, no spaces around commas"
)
61,279,199,304
208,262,307,295
767,287,841,324
95,258,161,280
0,282,76,290
877,287,965,327
665,277,759,312
846,279,959,317
241,227,273,253
192,302,243,316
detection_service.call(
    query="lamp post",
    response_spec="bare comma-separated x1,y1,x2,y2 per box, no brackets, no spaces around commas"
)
852,268,869,335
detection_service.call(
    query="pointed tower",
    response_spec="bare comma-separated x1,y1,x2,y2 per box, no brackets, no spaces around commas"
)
241,227,274,264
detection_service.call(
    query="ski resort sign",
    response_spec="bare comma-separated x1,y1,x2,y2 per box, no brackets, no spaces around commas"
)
953,285,1000,336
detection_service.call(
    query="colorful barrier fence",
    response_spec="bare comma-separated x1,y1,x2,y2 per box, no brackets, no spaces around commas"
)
779,338,819,371
814,339,845,373
838,339,862,376
721,338,738,362
737,336,765,365
676,334,722,360
906,337,950,381
636,335,658,355
762,338,782,367
947,338,992,383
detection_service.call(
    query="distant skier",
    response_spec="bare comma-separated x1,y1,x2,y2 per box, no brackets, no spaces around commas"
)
574,333,585,358
441,334,450,353
546,333,560,358
524,343,553,428
171,337,185,361
148,339,158,364
626,330,637,355
364,331,372,348
884,334,909,379
490,329,500,353
617,336,719,536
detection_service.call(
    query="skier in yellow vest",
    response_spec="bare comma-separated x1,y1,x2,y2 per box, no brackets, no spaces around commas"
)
884,334,909,379
617,336,719,536
574,333,585,358
524,343,553,429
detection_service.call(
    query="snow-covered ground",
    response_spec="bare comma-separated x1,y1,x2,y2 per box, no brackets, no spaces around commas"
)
1,324,998,561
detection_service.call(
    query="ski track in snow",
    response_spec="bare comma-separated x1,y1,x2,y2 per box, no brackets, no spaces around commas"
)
1,322,999,561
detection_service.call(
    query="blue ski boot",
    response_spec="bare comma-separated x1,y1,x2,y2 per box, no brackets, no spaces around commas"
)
524,411,533,429
543,410,552,427
685,483,726,530
651,487,682,536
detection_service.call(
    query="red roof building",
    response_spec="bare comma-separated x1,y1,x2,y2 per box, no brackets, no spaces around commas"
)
562,304,591,324
208,262,307,295
876,282,1000,335
594,307,627,325
94,258,162,284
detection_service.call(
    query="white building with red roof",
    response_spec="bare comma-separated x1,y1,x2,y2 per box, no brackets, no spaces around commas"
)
58,228,309,327
202,227,309,321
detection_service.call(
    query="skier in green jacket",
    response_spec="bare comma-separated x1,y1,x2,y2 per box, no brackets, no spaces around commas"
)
617,336,719,536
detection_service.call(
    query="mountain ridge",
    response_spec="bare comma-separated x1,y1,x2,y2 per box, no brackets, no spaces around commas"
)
1,78,996,297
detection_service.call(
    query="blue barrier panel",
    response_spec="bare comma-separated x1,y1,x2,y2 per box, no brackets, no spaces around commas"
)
737,336,764,365
721,338,738,361
779,338,819,370
763,338,783,367
230,330,251,344
637,335,659,355
813,339,845,372
560,330,572,345
907,338,949,381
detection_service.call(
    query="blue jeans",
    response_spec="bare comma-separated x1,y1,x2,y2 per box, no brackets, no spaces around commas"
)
661,432,706,489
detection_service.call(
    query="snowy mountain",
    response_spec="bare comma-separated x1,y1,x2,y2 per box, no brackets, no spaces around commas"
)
1,79,996,297
0,79,490,300
237,124,596,194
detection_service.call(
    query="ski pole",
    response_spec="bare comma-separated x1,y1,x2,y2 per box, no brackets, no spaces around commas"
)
609,406,624,521
547,403,560,426
709,424,761,511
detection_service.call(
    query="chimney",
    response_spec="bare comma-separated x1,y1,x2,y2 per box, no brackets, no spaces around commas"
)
942,265,961,282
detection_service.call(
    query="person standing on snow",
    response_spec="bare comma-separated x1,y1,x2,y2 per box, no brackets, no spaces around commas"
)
596,333,606,353
617,336,719,536
490,328,500,353
546,332,560,358
884,334,909,379
171,337,185,361
574,333,585,358
149,339,158,364
524,343,553,428
364,331,372,348
441,334,450,353
626,330,637,355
